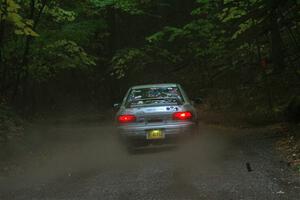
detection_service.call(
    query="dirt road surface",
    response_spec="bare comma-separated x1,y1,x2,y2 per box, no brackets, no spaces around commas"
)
0,115,299,200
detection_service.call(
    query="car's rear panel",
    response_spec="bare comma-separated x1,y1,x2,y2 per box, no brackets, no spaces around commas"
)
116,84,197,141
118,106,196,137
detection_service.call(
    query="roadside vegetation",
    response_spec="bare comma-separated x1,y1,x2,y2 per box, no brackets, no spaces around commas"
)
0,103,23,143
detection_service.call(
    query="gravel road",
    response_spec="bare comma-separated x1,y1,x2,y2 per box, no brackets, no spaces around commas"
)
0,118,299,200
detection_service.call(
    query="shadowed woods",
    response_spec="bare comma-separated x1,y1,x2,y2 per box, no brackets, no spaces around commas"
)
0,0,299,199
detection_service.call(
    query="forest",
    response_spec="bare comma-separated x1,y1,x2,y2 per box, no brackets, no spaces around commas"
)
1,1,300,198
0,0,299,138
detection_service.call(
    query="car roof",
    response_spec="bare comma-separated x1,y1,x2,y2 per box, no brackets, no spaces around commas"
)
131,83,179,89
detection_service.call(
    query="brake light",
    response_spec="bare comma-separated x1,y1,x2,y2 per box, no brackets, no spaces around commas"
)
118,115,136,123
173,112,192,120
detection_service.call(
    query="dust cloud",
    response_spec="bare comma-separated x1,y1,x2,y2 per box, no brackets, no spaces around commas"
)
0,120,232,192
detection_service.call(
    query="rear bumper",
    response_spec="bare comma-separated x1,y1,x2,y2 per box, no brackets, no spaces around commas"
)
117,122,197,139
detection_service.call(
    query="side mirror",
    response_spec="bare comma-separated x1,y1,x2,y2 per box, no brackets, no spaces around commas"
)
113,103,121,109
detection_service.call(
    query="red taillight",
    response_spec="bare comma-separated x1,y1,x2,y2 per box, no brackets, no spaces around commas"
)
118,115,136,123
173,111,193,120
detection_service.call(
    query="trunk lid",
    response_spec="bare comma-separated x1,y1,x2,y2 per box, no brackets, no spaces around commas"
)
126,105,182,125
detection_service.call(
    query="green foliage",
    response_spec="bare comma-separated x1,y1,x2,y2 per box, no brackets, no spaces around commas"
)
45,6,77,23
219,6,247,22
46,40,96,67
0,0,38,36
29,40,96,82
146,26,185,43
57,19,108,45
217,0,267,40
111,48,149,79
90,0,144,14
0,0,98,85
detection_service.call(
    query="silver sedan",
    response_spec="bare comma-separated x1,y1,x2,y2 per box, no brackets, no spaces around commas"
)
114,83,198,147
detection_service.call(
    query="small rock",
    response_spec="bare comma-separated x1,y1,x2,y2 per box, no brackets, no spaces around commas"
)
276,190,285,194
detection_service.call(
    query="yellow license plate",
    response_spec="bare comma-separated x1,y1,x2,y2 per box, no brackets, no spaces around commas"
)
147,130,164,140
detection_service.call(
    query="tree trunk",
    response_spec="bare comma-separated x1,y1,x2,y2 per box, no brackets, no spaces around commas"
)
270,8,285,73
14,0,48,109
0,1,7,95
257,41,273,110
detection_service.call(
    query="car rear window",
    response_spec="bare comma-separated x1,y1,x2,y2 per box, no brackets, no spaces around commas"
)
126,87,184,107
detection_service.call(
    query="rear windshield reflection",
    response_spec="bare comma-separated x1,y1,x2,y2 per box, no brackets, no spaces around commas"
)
126,87,184,107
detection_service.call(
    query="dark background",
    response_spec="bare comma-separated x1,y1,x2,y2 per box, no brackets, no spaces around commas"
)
0,0,299,122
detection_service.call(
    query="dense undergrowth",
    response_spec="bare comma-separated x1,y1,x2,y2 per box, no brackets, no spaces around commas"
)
0,104,24,143
198,95,299,127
